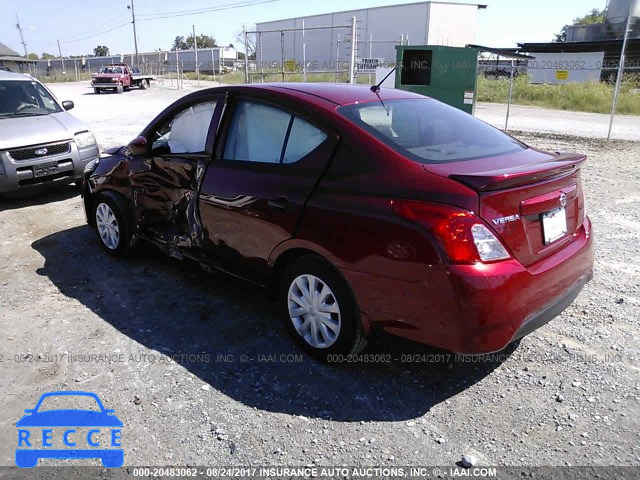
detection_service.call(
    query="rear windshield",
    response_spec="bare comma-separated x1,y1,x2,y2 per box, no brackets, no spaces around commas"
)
338,98,525,163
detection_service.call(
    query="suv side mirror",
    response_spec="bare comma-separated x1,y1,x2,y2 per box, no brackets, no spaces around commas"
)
128,135,148,156
62,100,74,111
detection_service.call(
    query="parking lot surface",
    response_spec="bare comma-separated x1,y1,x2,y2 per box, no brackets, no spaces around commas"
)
0,83,639,467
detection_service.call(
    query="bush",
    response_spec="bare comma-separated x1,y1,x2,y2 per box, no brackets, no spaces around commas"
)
477,75,640,115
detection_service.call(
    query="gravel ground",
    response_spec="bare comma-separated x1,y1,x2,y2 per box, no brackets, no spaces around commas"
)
0,83,639,469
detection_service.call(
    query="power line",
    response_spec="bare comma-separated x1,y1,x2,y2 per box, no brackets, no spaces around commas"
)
136,0,280,21
60,22,131,44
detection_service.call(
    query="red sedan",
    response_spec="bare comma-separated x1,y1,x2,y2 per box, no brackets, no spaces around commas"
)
81,83,594,359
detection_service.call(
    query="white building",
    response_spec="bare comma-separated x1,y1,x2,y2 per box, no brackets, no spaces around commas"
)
254,1,486,73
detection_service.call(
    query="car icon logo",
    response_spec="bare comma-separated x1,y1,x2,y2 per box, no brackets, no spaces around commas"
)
34,148,48,156
15,391,123,468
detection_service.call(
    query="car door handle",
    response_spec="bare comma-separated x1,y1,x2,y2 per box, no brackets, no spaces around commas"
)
268,197,291,212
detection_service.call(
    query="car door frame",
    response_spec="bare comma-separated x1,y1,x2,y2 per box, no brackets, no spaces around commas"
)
198,89,341,283
128,91,227,247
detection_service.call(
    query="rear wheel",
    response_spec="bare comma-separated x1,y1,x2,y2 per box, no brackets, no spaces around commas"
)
279,256,366,360
94,88,100,94
93,192,134,256
139,79,147,90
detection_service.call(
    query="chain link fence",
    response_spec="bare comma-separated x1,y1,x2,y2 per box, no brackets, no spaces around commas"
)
476,48,640,141
29,47,240,86
245,20,407,84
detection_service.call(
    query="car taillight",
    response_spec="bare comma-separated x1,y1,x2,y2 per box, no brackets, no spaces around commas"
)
391,200,511,264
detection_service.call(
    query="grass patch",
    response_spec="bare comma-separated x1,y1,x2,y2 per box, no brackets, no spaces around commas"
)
477,76,640,115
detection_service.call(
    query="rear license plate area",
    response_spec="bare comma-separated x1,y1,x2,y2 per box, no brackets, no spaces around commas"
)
542,207,567,244
33,162,59,178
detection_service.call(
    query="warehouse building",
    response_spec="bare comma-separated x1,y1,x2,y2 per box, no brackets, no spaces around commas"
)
254,1,486,73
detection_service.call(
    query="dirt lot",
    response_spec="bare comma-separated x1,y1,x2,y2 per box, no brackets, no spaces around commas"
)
0,83,639,469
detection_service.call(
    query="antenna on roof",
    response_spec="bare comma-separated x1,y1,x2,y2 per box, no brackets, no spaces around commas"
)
370,66,396,93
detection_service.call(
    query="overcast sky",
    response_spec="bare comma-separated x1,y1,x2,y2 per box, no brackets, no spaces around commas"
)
0,0,607,57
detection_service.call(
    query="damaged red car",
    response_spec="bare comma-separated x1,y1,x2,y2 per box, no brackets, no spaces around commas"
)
81,83,594,359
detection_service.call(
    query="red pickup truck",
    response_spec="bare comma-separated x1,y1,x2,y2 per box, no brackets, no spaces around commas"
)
91,64,154,94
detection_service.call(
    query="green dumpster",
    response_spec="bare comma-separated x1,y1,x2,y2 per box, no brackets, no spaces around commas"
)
395,45,478,114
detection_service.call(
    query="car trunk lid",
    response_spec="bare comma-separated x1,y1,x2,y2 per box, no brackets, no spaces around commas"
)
426,148,587,267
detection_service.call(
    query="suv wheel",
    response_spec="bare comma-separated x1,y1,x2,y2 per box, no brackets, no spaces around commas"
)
280,256,367,360
116,84,124,94
94,193,134,256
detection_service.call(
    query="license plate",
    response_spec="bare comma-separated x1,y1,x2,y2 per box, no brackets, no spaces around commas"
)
542,207,567,244
33,162,58,178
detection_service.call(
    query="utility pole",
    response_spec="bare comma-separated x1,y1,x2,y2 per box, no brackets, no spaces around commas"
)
15,15,28,57
193,24,199,86
57,39,66,73
127,0,140,67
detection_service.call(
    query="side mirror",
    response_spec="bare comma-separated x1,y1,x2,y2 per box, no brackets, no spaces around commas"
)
62,100,74,111
128,135,148,156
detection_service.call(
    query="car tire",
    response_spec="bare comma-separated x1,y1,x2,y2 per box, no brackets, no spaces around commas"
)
116,84,124,94
139,80,147,90
279,255,367,361
94,88,100,94
93,192,134,256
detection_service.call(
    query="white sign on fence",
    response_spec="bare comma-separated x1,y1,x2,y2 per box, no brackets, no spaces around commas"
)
527,52,605,84
357,58,384,73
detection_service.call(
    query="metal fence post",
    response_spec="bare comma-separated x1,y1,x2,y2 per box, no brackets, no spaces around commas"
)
244,27,250,83
175,47,179,89
281,30,286,82
259,32,264,82
505,59,515,131
349,16,357,84
302,20,307,83
607,1,634,141
335,35,341,82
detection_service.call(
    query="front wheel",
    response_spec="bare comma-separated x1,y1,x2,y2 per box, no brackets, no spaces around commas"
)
279,256,367,360
139,80,147,90
116,84,124,94
93,192,134,256
94,88,100,94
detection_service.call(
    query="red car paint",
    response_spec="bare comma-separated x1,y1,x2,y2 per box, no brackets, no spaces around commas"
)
84,83,594,354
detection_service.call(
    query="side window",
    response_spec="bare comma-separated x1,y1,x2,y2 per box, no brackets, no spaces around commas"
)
283,117,327,164
223,100,291,164
151,100,217,155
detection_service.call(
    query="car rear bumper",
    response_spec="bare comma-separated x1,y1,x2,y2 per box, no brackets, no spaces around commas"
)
344,216,594,354
0,144,98,194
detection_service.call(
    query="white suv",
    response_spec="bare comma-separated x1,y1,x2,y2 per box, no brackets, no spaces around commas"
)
0,70,99,194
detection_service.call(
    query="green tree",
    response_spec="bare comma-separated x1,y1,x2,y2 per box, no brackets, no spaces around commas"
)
41,53,56,60
173,34,217,50
554,8,606,42
173,36,188,50
93,45,110,56
235,26,256,60
27,53,39,60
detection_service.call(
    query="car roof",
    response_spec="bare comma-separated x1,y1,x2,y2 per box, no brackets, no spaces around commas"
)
241,83,427,107
0,70,34,81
